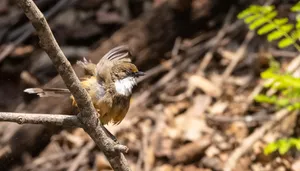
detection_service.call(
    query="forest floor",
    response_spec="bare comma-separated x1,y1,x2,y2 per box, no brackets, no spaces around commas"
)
0,0,299,171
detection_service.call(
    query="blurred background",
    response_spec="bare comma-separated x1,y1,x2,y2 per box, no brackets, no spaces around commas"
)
0,0,300,170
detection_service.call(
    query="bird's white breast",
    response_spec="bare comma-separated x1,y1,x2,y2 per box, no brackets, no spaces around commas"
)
114,76,137,96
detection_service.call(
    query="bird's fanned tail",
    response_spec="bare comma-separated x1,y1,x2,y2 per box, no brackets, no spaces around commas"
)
24,88,70,97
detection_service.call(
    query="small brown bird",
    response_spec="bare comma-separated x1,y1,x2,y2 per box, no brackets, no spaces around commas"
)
24,45,144,126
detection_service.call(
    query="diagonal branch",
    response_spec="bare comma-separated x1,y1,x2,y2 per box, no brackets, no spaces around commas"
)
16,0,131,170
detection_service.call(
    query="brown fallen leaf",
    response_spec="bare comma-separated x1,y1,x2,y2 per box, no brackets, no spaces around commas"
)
164,100,190,117
189,75,221,97
292,159,300,171
175,96,213,141
209,101,228,115
170,138,211,164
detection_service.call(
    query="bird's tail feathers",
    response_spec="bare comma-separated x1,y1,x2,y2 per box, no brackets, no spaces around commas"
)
24,88,70,97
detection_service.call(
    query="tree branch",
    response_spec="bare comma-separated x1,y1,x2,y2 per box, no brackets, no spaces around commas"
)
0,112,82,127
16,0,131,170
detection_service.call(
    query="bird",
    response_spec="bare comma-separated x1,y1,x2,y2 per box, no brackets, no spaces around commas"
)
24,45,144,126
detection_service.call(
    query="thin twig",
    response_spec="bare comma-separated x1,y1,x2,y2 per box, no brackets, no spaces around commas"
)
198,6,236,72
0,112,81,127
16,1,131,170
220,31,254,83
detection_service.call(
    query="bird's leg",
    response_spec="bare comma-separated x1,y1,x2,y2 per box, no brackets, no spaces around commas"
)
101,125,119,143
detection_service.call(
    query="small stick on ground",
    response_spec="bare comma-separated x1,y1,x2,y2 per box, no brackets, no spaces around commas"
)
68,141,95,171
220,31,254,83
223,109,293,171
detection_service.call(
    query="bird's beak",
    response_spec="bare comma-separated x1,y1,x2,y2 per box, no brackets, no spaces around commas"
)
134,71,145,77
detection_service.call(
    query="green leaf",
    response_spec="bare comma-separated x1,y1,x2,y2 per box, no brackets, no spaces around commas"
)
278,38,295,48
282,76,300,88
280,24,294,33
255,95,277,104
265,11,278,20
297,22,300,29
278,139,291,155
254,94,269,103
267,30,285,41
269,60,280,70
266,23,294,41
244,14,261,24
291,138,300,150
258,23,276,35
291,6,300,12
295,14,300,29
249,17,268,30
274,18,289,25
261,66,279,79
249,5,263,11
264,142,278,155
276,98,290,107
296,14,300,21
261,5,275,14
289,103,300,111
238,5,261,19
238,9,253,19
291,2,300,12
292,30,300,39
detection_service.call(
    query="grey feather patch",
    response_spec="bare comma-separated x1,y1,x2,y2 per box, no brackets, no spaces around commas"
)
102,45,132,62
24,88,70,97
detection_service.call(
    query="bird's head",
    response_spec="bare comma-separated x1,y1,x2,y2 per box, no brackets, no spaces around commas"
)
111,62,144,96
96,45,144,96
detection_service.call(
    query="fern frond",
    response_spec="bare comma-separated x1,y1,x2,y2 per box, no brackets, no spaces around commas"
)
244,1,300,157
264,138,300,155
257,18,289,35
256,59,300,111
296,15,300,29
279,37,295,48
291,1,300,12
238,4,300,51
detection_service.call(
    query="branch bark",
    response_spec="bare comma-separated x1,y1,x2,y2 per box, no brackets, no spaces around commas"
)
16,0,131,170
0,112,81,127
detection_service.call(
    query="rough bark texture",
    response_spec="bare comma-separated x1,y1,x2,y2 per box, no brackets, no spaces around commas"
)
0,112,81,126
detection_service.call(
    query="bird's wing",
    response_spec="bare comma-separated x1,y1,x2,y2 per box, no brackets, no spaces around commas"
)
101,45,132,62
80,77,106,101
96,45,132,72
